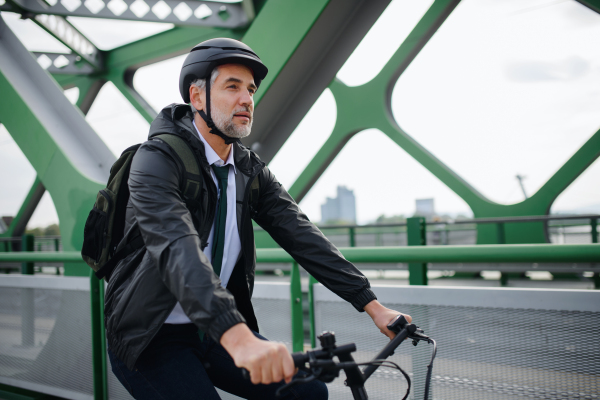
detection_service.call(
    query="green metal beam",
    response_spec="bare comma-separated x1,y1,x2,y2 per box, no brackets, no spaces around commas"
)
105,27,243,71
53,26,244,119
5,244,599,264
245,0,390,161
287,0,462,202
286,0,600,245
242,0,330,106
576,0,600,14
102,26,244,122
529,127,600,214
73,78,106,115
0,16,109,276
109,68,157,123
0,176,44,238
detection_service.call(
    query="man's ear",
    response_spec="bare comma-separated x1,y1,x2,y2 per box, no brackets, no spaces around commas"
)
189,85,204,111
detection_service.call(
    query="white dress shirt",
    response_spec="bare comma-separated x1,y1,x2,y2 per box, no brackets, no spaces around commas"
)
165,122,242,324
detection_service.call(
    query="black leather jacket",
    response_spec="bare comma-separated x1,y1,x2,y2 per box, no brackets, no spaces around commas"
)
105,104,377,370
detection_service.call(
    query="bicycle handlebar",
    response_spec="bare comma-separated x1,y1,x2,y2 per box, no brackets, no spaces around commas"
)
291,343,357,367
241,315,436,400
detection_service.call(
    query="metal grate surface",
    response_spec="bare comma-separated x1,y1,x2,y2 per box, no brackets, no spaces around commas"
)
252,282,293,351
314,285,600,400
0,279,94,400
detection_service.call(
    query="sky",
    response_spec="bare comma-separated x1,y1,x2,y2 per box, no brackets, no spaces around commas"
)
1,0,600,228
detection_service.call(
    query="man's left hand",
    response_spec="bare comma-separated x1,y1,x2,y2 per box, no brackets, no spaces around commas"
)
364,300,412,340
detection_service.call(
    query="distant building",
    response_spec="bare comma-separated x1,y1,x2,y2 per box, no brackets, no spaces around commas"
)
415,198,435,220
321,186,356,224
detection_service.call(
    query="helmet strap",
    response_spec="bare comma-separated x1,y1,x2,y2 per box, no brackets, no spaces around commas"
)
198,75,240,145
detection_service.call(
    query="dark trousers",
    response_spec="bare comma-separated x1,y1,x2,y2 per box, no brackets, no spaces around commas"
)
108,323,328,400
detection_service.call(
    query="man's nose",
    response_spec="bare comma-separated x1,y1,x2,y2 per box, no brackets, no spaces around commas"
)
239,90,253,106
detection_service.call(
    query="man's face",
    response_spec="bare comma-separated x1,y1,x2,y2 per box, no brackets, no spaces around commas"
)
209,64,256,139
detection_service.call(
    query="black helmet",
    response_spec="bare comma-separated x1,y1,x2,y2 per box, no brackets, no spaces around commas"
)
179,38,268,144
179,38,268,103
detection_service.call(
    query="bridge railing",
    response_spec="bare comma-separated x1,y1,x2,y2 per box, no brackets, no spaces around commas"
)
253,214,600,247
1,244,600,399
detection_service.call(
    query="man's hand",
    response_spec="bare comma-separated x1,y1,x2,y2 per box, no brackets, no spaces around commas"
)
221,323,295,385
364,300,412,340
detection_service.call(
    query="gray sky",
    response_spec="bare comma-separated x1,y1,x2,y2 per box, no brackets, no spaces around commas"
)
1,0,599,228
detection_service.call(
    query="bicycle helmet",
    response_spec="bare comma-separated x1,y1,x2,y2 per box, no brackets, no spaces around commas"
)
179,38,268,144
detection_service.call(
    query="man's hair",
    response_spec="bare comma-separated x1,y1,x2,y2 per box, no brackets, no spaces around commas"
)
190,67,220,97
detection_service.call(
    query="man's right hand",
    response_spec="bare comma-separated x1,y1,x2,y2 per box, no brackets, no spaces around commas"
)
220,323,295,385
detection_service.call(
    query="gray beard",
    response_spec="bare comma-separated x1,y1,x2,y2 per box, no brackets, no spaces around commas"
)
212,106,252,139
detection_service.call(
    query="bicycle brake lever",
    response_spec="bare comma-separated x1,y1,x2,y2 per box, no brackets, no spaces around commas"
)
408,329,432,346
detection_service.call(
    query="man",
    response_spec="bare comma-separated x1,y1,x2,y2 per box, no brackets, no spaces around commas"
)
105,38,411,399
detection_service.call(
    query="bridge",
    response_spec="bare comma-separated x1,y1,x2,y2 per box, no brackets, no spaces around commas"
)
1,0,600,399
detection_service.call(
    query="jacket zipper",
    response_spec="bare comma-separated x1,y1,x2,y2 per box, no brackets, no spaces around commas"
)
239,163,265,275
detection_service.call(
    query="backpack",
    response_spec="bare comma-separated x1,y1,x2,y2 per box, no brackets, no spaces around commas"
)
81,134,205,281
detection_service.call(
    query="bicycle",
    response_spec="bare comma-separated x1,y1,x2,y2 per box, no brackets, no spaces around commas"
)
279,315,437,400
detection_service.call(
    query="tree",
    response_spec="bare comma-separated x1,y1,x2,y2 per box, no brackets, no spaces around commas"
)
25,223,60,236
374,214,406,224
44,224,60,236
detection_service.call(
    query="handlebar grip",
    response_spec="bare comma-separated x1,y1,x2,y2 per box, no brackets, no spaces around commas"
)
242,353,308,379
387,314,408,334
291,352,309,367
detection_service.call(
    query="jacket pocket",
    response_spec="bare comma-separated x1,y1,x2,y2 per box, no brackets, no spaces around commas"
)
82,189,115,265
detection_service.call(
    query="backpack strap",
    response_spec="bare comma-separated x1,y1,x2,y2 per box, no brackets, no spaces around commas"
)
154,134,203,210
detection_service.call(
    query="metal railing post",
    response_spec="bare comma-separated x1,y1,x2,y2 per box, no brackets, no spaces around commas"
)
20,235,35,347
308,275,318,348
290,262,304,352
21,234,34,274
407,217,427,285
407,219,430,397
54,238,61,274
90,272,107,400
496,223,511,286
592,218,599,289
349,227,356,247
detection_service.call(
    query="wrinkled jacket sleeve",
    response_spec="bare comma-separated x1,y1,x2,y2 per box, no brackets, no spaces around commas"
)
128,141,245,340
253,166,377,311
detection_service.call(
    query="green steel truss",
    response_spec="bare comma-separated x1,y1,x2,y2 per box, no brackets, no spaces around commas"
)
1,0,600,277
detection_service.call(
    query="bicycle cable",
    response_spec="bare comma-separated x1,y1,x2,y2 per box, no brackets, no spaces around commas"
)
337,360,411,400
423,338,437,400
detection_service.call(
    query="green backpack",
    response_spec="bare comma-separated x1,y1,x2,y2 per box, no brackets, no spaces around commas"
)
81,134,204,281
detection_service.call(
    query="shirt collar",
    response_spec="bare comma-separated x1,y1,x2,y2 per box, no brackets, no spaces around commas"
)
193,120,236,173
